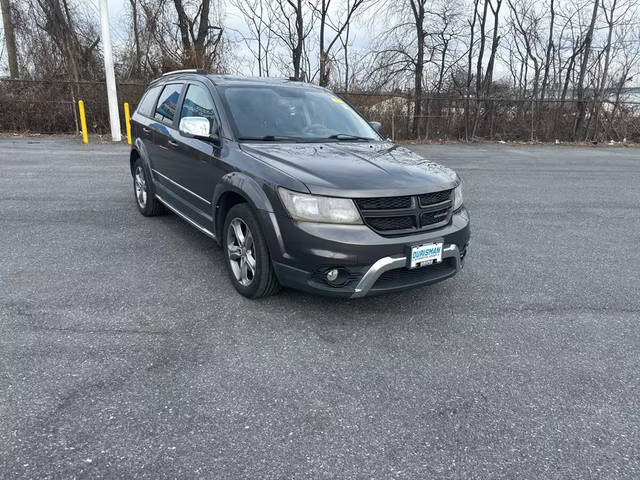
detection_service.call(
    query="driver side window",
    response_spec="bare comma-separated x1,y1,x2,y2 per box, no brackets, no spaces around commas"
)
180,84,218,131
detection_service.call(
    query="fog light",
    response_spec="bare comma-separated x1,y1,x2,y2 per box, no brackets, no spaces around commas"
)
326,268,339,282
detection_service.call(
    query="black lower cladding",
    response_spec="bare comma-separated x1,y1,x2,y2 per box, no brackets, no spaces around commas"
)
311,266,362,287
261,208,471,298
371,257,457,291
309,254,462,295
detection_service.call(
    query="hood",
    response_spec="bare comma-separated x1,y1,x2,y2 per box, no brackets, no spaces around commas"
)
241,141,459,197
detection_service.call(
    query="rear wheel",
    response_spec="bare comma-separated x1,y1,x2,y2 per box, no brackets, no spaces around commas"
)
133,159,165,216
223,203,280,298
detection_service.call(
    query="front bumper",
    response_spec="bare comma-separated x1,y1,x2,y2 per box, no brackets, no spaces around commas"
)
259,208,470,298
350,244,462,298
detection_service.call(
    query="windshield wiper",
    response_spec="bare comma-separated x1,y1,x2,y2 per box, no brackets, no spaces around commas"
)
237,135,303,142
326,134,375,141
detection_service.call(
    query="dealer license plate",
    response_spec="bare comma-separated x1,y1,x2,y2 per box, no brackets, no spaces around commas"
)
410,243,443,269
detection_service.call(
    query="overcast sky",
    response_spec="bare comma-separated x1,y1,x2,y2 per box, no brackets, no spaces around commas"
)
0,0,371,77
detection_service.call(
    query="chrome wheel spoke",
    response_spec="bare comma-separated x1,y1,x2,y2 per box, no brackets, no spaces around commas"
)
240,257,249,284
231,219,245,246
230,260,241,281
228,244,242,260
244,231,254,250
245,251,256,272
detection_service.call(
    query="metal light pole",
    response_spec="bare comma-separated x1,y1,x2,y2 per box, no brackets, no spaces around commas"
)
99,0,121,141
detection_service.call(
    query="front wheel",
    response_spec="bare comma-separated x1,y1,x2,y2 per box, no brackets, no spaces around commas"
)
223,203,280,298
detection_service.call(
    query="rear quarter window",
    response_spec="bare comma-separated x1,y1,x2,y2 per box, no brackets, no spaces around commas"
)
136,85,162,117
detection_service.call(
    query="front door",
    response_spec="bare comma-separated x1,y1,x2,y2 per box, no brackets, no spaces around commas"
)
169,82,226,229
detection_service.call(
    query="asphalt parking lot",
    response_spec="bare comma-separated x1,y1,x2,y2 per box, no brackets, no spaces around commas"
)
1,137,639,479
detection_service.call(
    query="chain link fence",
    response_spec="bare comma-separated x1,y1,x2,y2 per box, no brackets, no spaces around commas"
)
2,79,639,143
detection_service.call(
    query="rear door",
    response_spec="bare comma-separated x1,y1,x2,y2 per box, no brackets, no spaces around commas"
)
169,82,226,226
131,85,162,159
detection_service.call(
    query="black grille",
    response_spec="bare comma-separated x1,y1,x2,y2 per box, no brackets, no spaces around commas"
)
366,216,416,231
356,189,454,235
355,196,411,210
420,208,449,226
418,189,451,206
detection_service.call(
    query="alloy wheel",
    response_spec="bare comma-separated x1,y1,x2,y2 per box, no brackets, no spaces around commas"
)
134,166,147,208
226,218,256,286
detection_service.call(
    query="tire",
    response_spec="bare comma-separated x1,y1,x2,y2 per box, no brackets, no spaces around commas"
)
223,203,281,298
132,159,165,216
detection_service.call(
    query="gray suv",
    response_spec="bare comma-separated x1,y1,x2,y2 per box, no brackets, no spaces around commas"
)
129,70,470,298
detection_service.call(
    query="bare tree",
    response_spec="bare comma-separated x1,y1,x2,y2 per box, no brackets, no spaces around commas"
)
1,0,19,77
314,0,369,86
589,0,631,140
482,0,502,96
231,0,274,76
430,1,465,93
268,0,314,80
475,0,489,95
128,0,142,78
5,0,640,142
539,0,555,102
172,0,224,69
464,0,479,138
24,0,101,80
604,20,640,139
573,0,599,138
508,0,545,100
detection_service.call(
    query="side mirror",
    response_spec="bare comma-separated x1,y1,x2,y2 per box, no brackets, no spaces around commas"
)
369,121,382,133
179,116,220,143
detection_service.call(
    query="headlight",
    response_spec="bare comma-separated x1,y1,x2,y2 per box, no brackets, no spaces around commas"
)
452,183,463,210
278,188,363,224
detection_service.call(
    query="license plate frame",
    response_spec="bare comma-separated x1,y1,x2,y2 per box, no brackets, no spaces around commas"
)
409,242,443,269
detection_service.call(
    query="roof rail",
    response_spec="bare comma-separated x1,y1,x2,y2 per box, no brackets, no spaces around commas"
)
162,69,208,76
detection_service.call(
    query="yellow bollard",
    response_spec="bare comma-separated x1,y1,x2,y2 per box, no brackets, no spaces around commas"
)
124,102,132,145
78,100,89,144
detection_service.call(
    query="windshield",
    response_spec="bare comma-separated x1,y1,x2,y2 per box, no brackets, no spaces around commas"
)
219,86,380,141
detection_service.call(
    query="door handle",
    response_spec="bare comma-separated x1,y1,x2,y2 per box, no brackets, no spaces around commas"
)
142,127,151,134
168,140,179,147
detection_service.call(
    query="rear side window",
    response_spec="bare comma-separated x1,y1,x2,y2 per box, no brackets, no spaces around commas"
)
180,84,217,124
136,85,162,117
155,84,182,125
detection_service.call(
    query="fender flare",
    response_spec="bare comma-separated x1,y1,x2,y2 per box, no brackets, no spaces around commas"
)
130,140,162,199
212,171,276,236
130,138,152,175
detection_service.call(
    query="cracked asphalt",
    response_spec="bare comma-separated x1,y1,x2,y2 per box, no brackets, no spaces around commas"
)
1,137,639,479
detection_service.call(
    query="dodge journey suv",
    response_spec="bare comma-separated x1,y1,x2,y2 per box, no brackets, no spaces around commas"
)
129,70,470,298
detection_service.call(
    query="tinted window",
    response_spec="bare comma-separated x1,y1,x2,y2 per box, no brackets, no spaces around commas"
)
155,84,182,124
219,86,379,140
180,84,217,124
136,85,162,117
